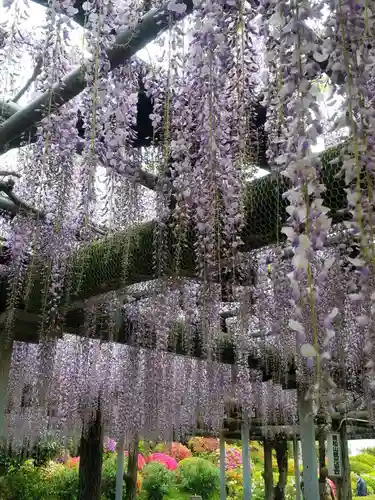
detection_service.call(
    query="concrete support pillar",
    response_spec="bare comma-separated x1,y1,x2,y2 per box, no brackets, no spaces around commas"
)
219,431,226,500
0,340,13,438
241,422,251,500
263,439,273,500
293,438,301,500
115,435,125,500
298,389,319,500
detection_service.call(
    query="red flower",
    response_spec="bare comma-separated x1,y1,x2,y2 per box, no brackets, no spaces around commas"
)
65,457,80,469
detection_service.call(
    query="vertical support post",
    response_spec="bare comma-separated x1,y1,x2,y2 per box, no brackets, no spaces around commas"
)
0,339,13,438
298,389,319,500
293,438,301,500
263,439,273,500
219,431,226,500
339,419,352,500
115,435,125,500
241,422,251,500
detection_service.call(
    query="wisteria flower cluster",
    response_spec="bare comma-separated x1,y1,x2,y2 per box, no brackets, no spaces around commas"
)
0,0,374,447
103,436,117,453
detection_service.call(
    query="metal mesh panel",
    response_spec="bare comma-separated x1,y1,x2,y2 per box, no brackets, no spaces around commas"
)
3,142,347,314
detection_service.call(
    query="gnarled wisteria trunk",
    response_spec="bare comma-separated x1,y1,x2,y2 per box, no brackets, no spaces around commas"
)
78,402,104,500
263,439,274,500
125,435,139,500
274,440,288,500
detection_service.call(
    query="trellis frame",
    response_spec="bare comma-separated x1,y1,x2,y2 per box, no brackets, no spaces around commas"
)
0,4,366,499
0,0,358,389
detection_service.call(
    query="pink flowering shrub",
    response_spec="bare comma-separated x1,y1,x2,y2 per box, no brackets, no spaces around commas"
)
210,444,249,471
225,447,243,471
147,452,178,471
137,454,147,470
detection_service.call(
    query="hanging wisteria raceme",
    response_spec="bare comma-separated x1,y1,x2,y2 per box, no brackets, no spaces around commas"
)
158,0,260,361
324,0,375,417
0,0,31,99
64,267,371,403
12,3,82,326
2,0,375,445
248,244,371,393
260,0,344,409
4,336,298,447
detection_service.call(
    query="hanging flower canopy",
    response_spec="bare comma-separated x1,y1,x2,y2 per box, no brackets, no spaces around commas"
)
6,337,298,446
0,0,374,441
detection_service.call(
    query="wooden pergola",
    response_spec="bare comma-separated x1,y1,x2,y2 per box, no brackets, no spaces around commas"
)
0,2,369,500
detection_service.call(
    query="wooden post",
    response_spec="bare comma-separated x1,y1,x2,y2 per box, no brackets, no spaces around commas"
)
0,339,12,438
274,439,288,500
219,431,226,500
317,410,327,500
318,432,326,472
78,403,104,500
263,439,273,500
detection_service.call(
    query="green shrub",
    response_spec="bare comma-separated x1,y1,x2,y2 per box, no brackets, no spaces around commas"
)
142,462,174,500
42,465,79,499
350,459,374,474
362,474,375,493
0,460,45,499
179,457,220,500
362,448,375,456
31,439,63,466
353,453,375,468
101,452,128,500
0,458,81,500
